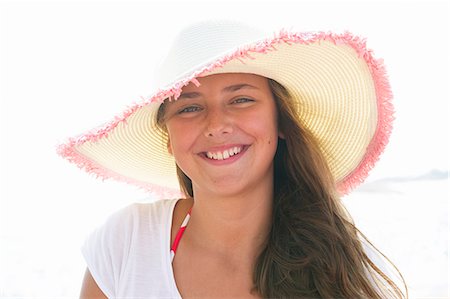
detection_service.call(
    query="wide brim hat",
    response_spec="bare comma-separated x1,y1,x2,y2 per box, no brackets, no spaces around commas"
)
57,20,394,198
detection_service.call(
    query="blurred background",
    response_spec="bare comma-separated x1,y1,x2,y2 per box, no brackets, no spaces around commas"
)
1,1,448,298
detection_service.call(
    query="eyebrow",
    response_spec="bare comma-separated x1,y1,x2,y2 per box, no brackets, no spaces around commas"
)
178,83,258,100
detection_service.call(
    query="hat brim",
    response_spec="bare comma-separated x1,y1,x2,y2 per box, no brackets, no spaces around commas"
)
57,30,393,197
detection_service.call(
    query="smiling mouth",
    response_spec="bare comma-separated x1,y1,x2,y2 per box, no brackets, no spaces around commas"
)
203,146,245,161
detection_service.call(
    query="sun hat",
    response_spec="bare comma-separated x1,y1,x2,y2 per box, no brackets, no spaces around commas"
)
57,20,394,198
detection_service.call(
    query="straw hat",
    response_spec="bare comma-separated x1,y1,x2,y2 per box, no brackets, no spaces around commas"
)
57,20,394,198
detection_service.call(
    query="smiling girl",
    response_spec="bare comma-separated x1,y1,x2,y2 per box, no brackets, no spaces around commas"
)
59,21,407,298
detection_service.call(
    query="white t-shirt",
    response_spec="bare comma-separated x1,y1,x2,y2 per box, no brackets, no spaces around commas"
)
82,198,182,298
82,198,404,298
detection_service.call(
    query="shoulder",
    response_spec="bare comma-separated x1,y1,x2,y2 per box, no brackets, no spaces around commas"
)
83,199,182,249
109,197,194,248
81,198,184,297
106,198,181,226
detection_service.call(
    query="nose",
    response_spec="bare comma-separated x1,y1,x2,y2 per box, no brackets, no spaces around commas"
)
204,108,233,138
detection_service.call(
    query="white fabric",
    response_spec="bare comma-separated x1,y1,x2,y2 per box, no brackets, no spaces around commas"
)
81,198,182,298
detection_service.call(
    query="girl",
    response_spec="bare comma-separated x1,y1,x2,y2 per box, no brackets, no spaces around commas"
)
59,20,407,298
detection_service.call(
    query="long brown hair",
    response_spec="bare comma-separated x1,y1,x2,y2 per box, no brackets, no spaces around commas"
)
156,78,407,298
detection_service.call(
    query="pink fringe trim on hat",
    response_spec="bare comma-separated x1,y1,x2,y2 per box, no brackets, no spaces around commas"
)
57,30,394,197
58,137,183,198
337,52,394,195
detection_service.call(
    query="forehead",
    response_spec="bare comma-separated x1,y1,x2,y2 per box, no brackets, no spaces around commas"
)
180,73,270,94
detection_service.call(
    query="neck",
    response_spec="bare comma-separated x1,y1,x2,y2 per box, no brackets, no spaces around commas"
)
187,184,273,261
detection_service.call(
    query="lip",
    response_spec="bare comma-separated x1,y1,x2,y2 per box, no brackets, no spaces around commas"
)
197,144,250,165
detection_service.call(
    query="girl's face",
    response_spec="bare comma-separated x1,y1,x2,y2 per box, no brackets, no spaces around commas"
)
164,73,281,197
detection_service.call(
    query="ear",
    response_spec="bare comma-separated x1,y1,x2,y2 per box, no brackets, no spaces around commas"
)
278,129,285,139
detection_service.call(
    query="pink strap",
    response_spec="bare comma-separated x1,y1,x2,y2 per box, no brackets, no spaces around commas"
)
170,207,192,262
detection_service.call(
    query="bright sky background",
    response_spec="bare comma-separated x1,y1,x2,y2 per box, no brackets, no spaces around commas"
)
0,1,449,297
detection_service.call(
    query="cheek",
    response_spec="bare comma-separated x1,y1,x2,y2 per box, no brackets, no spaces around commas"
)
166,122,195,156
246,109,279,140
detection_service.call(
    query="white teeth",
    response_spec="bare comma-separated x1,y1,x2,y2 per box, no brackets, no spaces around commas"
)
206,146,243,160
223,151,230,159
